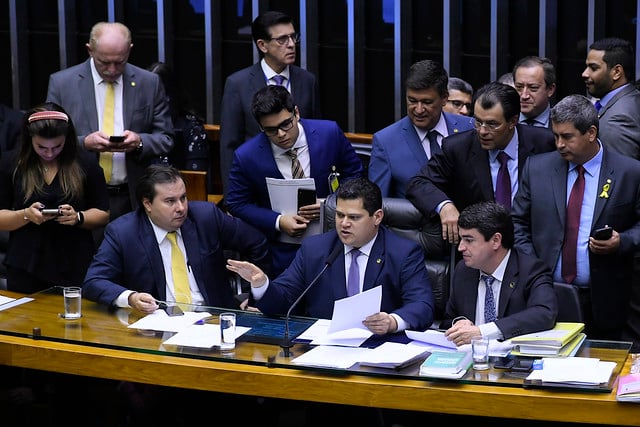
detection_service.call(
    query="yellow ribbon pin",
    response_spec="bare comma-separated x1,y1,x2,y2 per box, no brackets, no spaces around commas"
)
599,179,611,199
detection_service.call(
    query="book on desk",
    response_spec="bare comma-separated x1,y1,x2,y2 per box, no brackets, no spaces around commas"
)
510,322,584,347
511,332,586,357
616,373,640,402
419,350,472,379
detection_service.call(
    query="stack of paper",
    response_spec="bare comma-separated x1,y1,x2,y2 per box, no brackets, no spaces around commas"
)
511,333,586,357
510,322,585,357
616,373,640,402
526,357,616,385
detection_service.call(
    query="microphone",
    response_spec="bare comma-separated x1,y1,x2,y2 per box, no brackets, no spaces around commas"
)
281,244,343,357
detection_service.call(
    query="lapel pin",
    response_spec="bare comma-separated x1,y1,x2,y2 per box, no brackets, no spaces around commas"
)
509,282,515,289
131,81,136,87
376,258,382,264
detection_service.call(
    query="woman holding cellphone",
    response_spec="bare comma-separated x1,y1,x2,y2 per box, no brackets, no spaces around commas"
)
0,102,109,293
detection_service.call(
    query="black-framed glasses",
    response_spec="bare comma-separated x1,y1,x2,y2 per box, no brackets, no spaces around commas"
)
474,119,505,132
448,100,472,110
261,113,296,137
268,33,301,45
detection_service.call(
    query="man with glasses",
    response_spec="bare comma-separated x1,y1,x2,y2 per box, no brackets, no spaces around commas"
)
513,56,557,128
407,82,555,245
226,85,362,276
443,77,474,117
219,10,321,194
47,22,174,223
369,60,474,200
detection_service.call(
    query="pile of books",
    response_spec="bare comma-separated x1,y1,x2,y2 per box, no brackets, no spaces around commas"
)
419,350,472,379
510,322,585,357
616,373,640,402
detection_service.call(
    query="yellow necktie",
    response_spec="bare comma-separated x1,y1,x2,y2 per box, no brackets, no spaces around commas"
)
166,232,191,305
100,81,115,183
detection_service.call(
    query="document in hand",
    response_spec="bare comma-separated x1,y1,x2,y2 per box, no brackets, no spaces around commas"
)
511,333,586,357
265,177,320,244
616,373,640,402
419,350,473,379
510,322,584,347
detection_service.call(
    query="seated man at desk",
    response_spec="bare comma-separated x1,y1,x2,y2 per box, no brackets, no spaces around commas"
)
442,201,557,345
83,164,270,311
227,177,434,334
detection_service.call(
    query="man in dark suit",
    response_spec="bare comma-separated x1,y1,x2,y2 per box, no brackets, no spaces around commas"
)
368,60,474,199
0,103,23,157
47,22,174,219
83,164,269,311
225,85,362,277
441,202,557,345
512,94,640,344
406,82,556,245
582,37,640,160
219,10,321,193
228,177,434,334
513,56,557,128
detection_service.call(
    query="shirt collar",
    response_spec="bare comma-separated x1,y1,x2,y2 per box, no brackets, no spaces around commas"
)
489,129,519,161
90,58,123,86
480,249,511,283
599,83,630,108
261,58,291,81
344,232,378,258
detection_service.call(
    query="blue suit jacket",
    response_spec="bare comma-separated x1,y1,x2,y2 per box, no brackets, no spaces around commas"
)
440,249,557,339
219,63,321,192
407,124,556,218
82,201,270,309
369,113,475,198
512,146,640,337
47,59,174,207
257,226,435,331
225,118,363,275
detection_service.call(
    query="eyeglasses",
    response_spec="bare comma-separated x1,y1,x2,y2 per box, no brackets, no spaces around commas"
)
448,100,472,110
268,33,300,46
474,119,505,131
261,113,296,137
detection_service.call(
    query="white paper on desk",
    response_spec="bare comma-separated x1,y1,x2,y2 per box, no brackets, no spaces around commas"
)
296,318,331,341
310,327,372,347
291,345,370,369
0,295,16,305
0,296,33,312
127,310,211,333
406,329,457,349
265,177,321,244
162,323,251,348
328,285,382,333
526,357,616,384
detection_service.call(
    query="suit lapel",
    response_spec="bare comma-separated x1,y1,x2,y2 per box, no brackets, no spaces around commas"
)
80,60,99,131
551,156,568,227
363,228,386,291
599,85,635,118
592,149,615,226
497,252,519,317
249,63,267,94
470,140,494,201
138,215,169,300
181,219,207,301
121,65,136,130
402,117,428,164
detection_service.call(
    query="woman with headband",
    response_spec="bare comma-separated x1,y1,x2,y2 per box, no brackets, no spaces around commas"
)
0,102,109,293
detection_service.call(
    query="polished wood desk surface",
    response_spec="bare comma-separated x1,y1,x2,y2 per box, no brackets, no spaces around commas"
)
0,288,638,425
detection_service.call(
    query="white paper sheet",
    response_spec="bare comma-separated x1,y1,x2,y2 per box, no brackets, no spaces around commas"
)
526,357,616,385
127,309,212,332
162,323,251,348
327,285,382,333
265,177,321,244
291,345,370,369
0,296,33,312
405,329,457,349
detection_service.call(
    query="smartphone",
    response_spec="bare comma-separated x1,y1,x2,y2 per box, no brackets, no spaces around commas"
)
109,135,125,143
493,356,515,370
592,226,613,240
511,358,534,372
41,208,61,215
164,305,184,316
297,188,317,210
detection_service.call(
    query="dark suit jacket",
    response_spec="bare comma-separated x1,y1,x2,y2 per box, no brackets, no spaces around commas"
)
368,113,475,198
82,201,270,309
512,147,640,338
46,59,174,207
440,249,557,338
0,104,23,157
597,84,640,160
225,118,363,275
256,226,435,331
406,124,556,218
219,63,321,192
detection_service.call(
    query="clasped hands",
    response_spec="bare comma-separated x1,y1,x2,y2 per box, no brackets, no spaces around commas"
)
84,130,141,153
24,203,79,226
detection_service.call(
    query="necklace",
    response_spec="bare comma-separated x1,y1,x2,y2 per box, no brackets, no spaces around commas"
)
43,167,49,173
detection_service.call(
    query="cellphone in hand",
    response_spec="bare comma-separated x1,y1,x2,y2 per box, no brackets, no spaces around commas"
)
109,135,125,143
592,226,613,240
40,208,61,216
297,188,317,210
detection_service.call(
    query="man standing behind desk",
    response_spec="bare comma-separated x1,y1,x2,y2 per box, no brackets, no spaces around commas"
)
512,94,640,343
442,202,557,346
219,10,321,193
83,164,269,311
47,21,174,220
227,178,434,334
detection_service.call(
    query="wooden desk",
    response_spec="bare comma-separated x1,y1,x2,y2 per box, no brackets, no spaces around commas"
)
0,289,638,425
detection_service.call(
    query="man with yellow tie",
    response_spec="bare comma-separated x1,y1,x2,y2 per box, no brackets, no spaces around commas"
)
82,164,270,311
47,21,174,224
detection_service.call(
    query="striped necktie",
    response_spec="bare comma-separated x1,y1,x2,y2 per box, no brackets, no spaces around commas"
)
286,148,305,179
100,81,115,183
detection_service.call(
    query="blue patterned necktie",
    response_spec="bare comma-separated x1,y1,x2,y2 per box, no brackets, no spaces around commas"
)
482,274,497,323
272,75,286,86
347,249,361,297
594,100,602,112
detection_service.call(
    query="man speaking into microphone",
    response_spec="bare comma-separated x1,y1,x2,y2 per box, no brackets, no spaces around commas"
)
227,177,434,335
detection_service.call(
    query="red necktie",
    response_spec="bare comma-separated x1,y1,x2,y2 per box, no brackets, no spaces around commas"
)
562,165,585,284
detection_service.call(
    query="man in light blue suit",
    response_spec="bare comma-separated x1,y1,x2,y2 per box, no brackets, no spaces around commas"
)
225,86,363,277
228,177,434,334
368,60,474,199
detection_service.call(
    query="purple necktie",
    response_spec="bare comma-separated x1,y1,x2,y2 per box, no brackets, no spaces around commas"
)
347,249,361,297
494,151,512,211
562,165,585,284
482,274,497,323
272,75,286,86
594,100,602,112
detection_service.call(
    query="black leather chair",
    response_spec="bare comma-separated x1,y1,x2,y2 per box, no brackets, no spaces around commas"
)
322,194,450,325
0,230,8,290
553,282,585,323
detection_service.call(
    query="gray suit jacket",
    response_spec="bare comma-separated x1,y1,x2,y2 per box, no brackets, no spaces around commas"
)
219,63,321,192
597,84,640,160
46,59,174,207
512,146,640,337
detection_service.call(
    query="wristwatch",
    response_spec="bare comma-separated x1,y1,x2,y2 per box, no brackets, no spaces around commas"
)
135,139,143,153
